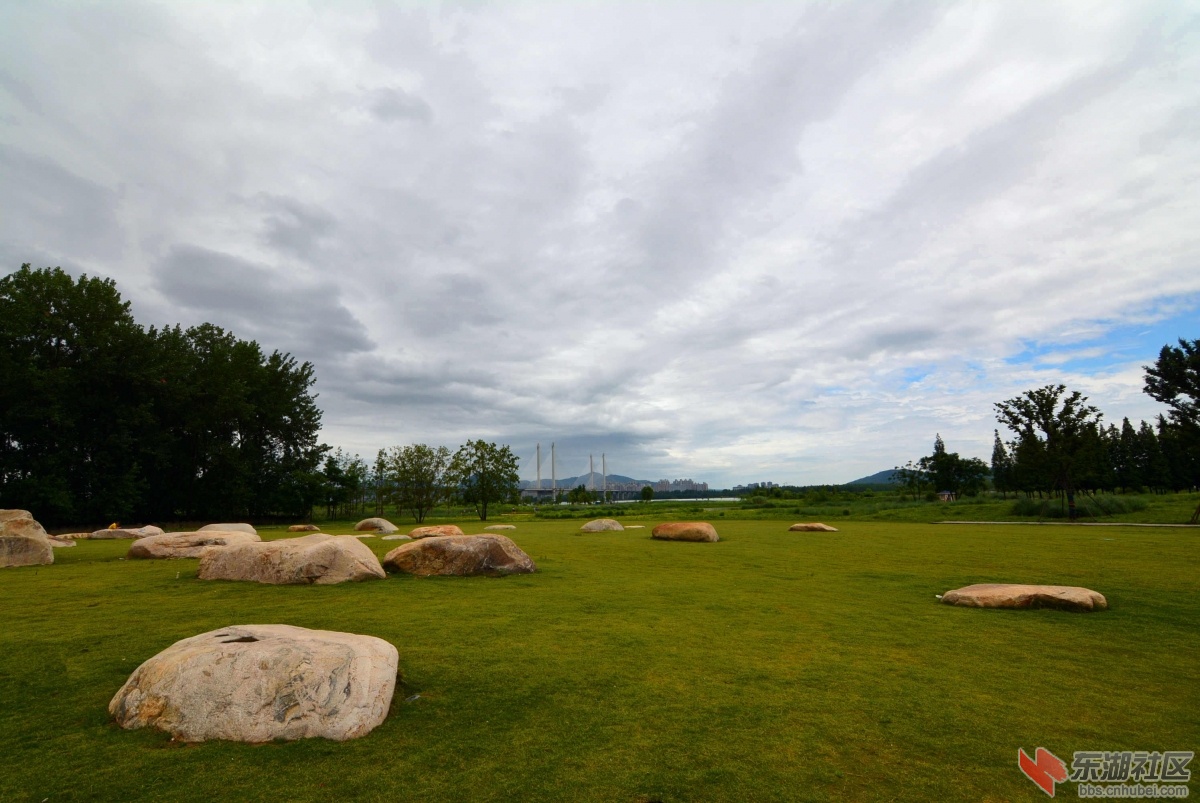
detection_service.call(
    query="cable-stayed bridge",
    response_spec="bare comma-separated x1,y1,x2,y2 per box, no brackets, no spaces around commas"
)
519,443,646,501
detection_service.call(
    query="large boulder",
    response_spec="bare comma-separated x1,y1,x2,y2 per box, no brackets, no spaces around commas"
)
109,624,398,743
789,522,839,532
409,525,464,539
384,534,535,577
651,522,719,542
89,525,165,540
47,536,77,548
0,509,54,568
581,518,623,532
941,583,1107,612
198,523,257,536
198,534,385,585
354,518,398,534
288,524,321,532
128,531,261,560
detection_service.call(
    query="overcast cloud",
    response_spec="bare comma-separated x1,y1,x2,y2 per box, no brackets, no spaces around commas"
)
2,1,1197,485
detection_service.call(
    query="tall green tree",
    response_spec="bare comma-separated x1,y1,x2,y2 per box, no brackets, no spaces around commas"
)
448,440,520,521
995,385,1102,519
389,444,451,523
991,430,1012,498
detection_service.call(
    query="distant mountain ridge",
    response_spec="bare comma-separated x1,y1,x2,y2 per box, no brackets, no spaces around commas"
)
845,469,899,485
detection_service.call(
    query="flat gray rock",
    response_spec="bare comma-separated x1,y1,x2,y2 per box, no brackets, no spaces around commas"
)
941,583,1107,612
88,525,165,540
198,523,257,536
409,525,464,539
128,531,261,559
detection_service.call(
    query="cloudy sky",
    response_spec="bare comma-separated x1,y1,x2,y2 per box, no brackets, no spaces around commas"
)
2,2,1198,486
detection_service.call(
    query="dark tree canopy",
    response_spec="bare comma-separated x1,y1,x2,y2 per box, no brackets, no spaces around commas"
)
1144,338,1200,430
0,265,327,525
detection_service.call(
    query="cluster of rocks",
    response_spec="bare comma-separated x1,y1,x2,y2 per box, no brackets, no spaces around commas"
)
9,504,1115,748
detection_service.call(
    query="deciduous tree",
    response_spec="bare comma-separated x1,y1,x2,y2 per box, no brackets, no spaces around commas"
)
448,440,519,521
389,444,451,523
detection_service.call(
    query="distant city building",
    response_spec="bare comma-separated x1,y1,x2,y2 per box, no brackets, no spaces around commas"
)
654,478,709,493
732,482,776,493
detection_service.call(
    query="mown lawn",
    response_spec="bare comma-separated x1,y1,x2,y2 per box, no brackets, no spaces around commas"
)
1,520,1196,801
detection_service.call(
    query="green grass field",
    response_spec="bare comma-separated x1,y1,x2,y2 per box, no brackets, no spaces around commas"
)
2,519,1197,801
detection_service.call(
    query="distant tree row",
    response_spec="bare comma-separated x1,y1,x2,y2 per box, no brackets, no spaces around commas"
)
892,338,1198,519
0,265,326,525
321,440,520,522
991,337,1199,515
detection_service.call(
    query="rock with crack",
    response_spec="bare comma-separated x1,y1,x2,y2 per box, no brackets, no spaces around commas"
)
651,522,719,542
409,525,464,539
384,534,535,577
109,624,398,742
128,531,261,560
0,509,54,567
354,518,398,534
198,534,385,584
940,583,1107,612
580,519,623,532
788,523,839,532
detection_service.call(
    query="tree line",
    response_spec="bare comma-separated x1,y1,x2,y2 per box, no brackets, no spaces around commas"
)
319,440,519,522
0,266,526,526
0,266,326,526
895,338,1199,519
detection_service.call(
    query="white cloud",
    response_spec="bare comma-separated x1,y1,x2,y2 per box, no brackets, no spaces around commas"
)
1,1,1196,485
